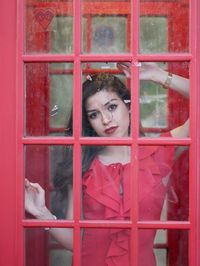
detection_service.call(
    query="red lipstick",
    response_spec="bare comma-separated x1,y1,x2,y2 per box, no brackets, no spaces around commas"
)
104,126,118,135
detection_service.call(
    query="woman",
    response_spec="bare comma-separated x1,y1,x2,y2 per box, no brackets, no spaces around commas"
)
25,62,189,265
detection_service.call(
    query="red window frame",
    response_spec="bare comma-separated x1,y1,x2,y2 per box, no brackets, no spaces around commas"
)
0,0,200,265
19,0,200,265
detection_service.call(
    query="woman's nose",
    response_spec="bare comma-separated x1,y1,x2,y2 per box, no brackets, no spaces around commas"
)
101,111,112,125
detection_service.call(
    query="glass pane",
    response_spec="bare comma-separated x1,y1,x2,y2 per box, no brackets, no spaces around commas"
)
140,17,167,54
82,145,131,221
51,16,73,54
140,1,189,53
51,249,73,266
82,62,130,137
139,62,189,137
82,0,130,54
25,63,73,136
24,145,73,220
138,145,189,221
25,0,73,54
139,229,188,266
81,228,131,265
25,228,73,266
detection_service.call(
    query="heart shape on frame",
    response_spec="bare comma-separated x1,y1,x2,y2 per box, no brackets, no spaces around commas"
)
34,8,55,30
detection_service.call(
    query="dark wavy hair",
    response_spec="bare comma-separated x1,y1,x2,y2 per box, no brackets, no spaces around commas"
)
53,73,130,198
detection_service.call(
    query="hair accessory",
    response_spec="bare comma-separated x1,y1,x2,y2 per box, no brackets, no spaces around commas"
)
164,72,173,87
86,75,92,81
133,62,142,67
51,104,59,117
124,99,131,104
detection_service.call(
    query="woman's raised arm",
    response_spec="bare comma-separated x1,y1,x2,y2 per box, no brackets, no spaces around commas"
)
117,62,190,138
117,62,189,98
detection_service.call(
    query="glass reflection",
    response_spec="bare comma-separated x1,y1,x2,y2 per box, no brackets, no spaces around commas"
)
25,0,73,54
82,0,130,54
24,145,73,220
25,63,73,136
139,229,188,266
25,228,73,266
138,145,189,221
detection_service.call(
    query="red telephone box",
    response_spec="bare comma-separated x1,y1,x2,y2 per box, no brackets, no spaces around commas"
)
0,0,200,265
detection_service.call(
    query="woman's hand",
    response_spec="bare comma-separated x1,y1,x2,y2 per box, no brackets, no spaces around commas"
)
117,62,167,83
117,62,189,98
25,180,74,250
139,62,167,83
117,62,131,78
25,179,50,219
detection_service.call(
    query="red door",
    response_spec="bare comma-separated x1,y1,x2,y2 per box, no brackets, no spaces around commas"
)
0,0,200,265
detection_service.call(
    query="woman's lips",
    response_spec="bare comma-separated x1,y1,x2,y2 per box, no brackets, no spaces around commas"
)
104,126,118,134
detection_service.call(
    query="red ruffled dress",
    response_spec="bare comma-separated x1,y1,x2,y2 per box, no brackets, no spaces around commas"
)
82,134,174,266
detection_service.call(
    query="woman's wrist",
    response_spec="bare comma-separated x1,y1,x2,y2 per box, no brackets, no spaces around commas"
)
35,206,55,220
151,68,169,86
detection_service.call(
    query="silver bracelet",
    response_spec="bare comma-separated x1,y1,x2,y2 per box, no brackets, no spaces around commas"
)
44,215,57,231
164,72,173,87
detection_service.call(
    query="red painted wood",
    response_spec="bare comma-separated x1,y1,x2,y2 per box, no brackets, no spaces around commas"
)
72,1,82,265
0,0,17,266
195,0,200,263
24,3,52,266
189,0,200,264
24,1,189,16
11,0,200,266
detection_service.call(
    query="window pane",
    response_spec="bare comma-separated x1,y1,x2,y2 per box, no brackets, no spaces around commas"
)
139,229,188,266
24,145,73,220
25,0,73,54
81,228,131,266
51,16,73,54
139,62,189,137
140,1,189,53
25,228,73,266
138,145,189,221
140,17,167,54
81,62,130,137
82,0,130,54
51,249,73,266
25,63,73,136
82,145,131,221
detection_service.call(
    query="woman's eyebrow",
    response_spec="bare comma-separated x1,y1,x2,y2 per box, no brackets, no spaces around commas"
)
104,98,118,107
86,99,118,113
86,109,97,113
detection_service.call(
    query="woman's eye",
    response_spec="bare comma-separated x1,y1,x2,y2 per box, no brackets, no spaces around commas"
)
88,112,98,120
108,104,117,112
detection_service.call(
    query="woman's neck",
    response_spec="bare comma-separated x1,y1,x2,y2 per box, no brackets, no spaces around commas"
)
98,145,130,165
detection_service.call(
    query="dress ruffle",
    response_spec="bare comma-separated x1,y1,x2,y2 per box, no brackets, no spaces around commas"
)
105,229,130,266
83,145,174,215
82,133,174,266
83,160,130,218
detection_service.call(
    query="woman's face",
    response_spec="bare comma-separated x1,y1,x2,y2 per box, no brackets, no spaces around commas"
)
85,89,130,137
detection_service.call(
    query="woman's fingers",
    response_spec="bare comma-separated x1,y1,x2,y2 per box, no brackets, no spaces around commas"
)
28,182,43,190
117,62,146,80
25,179,44,194
117,63,131,78
117,62,131,68
25,178,30,187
